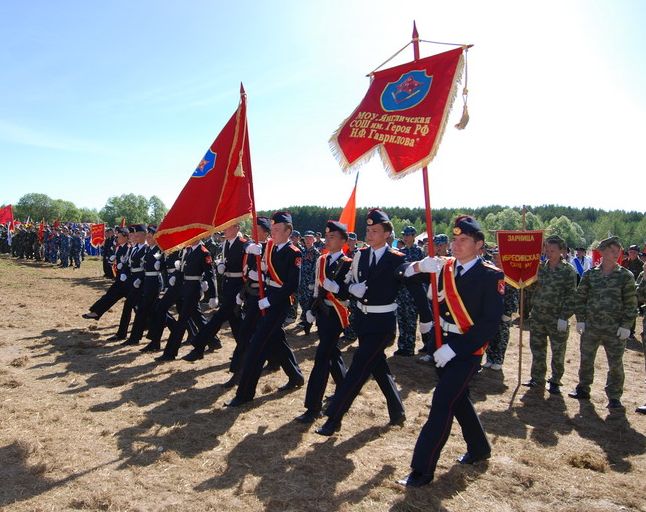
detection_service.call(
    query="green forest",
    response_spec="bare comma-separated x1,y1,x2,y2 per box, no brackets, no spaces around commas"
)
5,193,645,250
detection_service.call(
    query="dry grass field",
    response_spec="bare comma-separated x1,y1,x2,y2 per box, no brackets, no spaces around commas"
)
0,254,645,512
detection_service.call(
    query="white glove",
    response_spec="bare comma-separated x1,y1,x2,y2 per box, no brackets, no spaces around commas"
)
349,281,367,299
119,273,127,282
235,293,243,306
134,278,142,288
174,260,181,270
501,314,512,323
154,261,161,271
261,261,267,272
245,243,262,255
117,263,123,270
576,322,585,335
209,298,218,309
120,256,127,263
248,269,259,281
306,310,315,324
169,276,176,287
216,262,226,275
258,297,270,310
323,278,340,294
617,327,630,340
109,255,116,262
403,263,417,277
418,256,445,274
433,344,457,368
201,280,209,292
308,284,314,291
557,319,568,332
419,321,433,334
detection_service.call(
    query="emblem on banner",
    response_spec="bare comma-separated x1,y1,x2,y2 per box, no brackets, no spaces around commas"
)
192,149,217,177
381,70,433,112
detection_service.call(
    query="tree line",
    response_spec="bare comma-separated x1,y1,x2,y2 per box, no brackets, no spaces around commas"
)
5,194,645,249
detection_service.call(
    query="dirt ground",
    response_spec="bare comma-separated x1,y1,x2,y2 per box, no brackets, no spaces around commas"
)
0,254,645,512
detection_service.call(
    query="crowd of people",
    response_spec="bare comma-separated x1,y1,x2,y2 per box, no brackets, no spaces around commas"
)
0,222,100,268
3,210,645,487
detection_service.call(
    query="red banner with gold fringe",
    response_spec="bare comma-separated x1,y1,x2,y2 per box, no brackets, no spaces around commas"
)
496,230,544,289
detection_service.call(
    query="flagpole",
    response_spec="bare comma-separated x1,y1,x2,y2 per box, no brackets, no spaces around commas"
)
518,205,527,385
240,83,267,312
413,21,443,351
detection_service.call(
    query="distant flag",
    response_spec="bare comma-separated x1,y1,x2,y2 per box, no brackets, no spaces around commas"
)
38,219,45,242
338,173,359,234
0,204,14,228
90,223,106,247
155,86,255,253
120,217,126,228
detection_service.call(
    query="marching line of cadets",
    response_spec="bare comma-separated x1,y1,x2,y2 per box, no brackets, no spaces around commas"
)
75,209,645,488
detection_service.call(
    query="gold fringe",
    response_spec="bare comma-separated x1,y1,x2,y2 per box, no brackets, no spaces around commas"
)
328,51,465,180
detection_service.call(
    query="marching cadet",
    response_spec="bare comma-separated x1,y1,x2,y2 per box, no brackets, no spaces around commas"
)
394,225,426,356
295,221,352,424
82,228,131,321
112,225,147,343
569,236,638,409
524,235,577,394
223,216,272,388
297,230,320,335
123,226,164,346
225,211,304,406
155,237,217,361
182,223,248,361
316,209,421,436
342,231,360,343
398,215,504,487
102,227,116,278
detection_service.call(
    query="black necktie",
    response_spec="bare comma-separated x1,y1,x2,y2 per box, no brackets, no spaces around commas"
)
370,251,377,271
224,240,230,258
455,265,463,279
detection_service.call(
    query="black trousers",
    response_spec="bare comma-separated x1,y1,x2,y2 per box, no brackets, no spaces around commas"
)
128,277,161,342
161,282,206,358
304,308,347,414
325,312,403,423
411,357,489,477
192,280,243,353
116,275,144,338
234,297,302,401
90,279,128,318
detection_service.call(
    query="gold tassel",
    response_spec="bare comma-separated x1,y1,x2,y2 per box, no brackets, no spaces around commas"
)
454,100,469,130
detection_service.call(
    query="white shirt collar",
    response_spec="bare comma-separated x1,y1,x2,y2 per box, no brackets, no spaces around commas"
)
455,256,479,274
370,244,388,263
328,250,344,263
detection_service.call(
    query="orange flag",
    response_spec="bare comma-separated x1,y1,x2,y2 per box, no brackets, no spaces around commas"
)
338,173,358,234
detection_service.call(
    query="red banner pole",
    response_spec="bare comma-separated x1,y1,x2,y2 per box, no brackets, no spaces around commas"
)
240,83,267,316
413,22,443,350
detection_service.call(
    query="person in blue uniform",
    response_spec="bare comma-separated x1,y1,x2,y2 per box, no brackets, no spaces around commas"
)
398,215,505,487
225,211,304,406
82,228,131,322
295,220,352,424
123,226,164,346
183,223,247,361
316,209,422,436
155,239,217,361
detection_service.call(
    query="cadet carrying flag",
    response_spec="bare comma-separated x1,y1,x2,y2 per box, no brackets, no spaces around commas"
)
155,86,254,253
330,47,464,178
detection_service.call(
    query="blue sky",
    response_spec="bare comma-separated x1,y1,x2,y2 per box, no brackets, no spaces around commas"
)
1,0,645,213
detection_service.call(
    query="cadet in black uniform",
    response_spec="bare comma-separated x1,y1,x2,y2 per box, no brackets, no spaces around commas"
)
183,223,247,361
316,209,416,436
123,226,164,346
156,240,216,361
114,224,148,343
398,215,504,487
82,228,131,321
225,211,304,406
295,220,352,424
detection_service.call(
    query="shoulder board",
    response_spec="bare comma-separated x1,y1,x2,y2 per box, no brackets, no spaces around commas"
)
239,237,248,243
389,248,404,257
200,245,209,253
359,246,369,252
341,256,353,263
289,244,301,253
482,260,502,272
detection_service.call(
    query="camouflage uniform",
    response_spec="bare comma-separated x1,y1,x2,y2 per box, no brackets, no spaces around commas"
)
529,258,577,385
298,244,320,323
70,233,82,268
395,243,425,354
634,270,645,366
486,285,520,365
59,232,71,267
574,265,637,400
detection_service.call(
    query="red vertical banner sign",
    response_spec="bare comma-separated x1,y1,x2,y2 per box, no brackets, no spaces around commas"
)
496,230,544,288
91,223,106,247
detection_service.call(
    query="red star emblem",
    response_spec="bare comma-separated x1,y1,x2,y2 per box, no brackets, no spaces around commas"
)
396,76,421,95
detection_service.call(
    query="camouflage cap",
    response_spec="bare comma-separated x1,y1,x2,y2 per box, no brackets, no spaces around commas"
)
545,234,566,248
598,236,621,250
